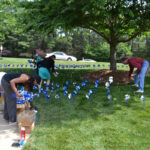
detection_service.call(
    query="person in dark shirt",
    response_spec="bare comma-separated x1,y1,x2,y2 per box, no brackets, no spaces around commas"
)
37,55,58,91
1,73,41,125
120,57,150,93
32,49,45,74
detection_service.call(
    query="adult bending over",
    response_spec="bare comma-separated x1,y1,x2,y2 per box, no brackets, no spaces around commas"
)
120,57,149,93
38,55,57,91
1,73,41,125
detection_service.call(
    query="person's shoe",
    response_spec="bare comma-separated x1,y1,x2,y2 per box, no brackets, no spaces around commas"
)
0,110,3,114
9,122,17,125
135,89,144,93
3,118,9,121
132,84,139,87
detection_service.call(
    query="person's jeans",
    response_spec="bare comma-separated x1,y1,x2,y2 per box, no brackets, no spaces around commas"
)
134,60,149,91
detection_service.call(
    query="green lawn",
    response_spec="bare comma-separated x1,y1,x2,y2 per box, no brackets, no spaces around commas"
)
1,58,149,150
20,69,150,150
0,57,129,70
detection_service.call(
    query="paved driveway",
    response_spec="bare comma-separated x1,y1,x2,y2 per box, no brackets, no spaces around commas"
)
0,104,29,150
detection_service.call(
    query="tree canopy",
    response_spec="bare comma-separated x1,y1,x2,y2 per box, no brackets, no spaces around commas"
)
21,0,150,70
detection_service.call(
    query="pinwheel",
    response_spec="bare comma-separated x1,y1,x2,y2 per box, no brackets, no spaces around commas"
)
140,95,145,110
125,94,130,107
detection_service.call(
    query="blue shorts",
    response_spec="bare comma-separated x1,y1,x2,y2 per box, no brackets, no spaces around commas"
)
39,67,51,79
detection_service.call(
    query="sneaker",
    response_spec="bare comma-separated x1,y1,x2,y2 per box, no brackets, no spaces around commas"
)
3,118,9,121
9,122,17,125
0,110,3,114
132,84,139,87
135,89,144,93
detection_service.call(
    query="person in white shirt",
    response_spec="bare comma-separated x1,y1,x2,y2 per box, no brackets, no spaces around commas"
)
0,72,6,91
0,72,6,114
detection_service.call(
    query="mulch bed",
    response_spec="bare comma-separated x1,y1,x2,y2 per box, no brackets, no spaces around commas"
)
82,69,134,84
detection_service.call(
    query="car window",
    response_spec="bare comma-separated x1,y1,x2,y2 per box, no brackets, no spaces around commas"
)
54,52,61,55
54,52,65,55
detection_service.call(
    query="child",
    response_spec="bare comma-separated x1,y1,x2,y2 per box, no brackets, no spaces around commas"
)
38,55,58,91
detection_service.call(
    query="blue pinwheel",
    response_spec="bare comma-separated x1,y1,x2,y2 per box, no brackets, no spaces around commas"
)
30,64,33,68
56,83,60,88
46,94,50,104
33,85,38,90
75,85,81,95
46,85,49,91
141,95,145,110
73,82,77,87
28,60,32,63
50,86,54,93
85,78,88,86
20,64,24,68
81,82,86,88
66,81,70,89
71,90,77,105
63,90,68,96
16,97,25,104
51,82,54,86
63,85,67,90
86,89,93,104
35,93,40,98
94,82,98,92
39,87,43,93
55,94,60,104
105,82,110,99
43,90,47,96
125,94,130,107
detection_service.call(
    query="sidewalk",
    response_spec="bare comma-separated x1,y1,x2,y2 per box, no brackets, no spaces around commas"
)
0,104,29,150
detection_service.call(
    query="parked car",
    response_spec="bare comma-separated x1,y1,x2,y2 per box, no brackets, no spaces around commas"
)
2,49,12,57
46,52,77,61
79,59,96,62
19,53,32,58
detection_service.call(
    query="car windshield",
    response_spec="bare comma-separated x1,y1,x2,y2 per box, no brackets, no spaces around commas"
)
54,52,66,55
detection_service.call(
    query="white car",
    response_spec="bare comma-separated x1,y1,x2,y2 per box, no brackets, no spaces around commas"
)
46,52,77,61
79,59,96,62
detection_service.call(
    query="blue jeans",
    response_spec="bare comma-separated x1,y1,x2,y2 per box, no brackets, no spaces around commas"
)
134,60,149,91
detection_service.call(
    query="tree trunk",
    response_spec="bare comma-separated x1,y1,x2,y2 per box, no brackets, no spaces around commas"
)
131,39,134,52
110,43,117,70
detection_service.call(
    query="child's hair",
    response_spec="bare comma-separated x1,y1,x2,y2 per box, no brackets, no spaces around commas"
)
45,55,56,62
28,74,41,91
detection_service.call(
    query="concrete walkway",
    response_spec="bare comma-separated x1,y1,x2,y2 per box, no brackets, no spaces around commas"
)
0,104,29,150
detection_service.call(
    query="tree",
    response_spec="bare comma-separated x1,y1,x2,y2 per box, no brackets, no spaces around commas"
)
0,0,31,56
21,0,150,70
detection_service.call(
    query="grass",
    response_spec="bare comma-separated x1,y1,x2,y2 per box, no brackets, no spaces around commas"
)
1,58,149,150
0,57,129,70
17,69,150,150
